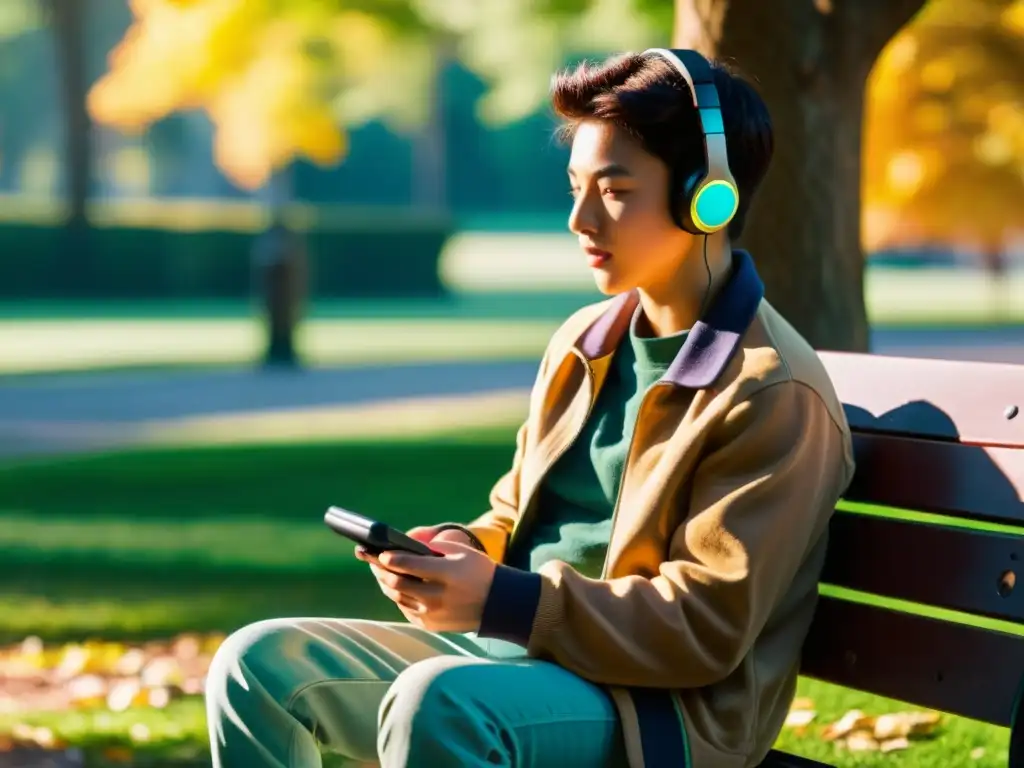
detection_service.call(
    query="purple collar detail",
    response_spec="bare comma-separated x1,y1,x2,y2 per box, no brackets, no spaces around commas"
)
575,250,764,389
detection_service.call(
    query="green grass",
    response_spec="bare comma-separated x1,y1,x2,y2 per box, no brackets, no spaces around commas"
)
0,433,1017,766
0,702,209,767
0,430,514,641
777,678,1008,766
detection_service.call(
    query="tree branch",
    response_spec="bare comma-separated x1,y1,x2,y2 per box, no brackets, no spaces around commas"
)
856,0,927,61
672,0,730,54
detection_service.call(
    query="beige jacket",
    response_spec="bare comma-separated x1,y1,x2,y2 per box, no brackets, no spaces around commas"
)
462,251,854,768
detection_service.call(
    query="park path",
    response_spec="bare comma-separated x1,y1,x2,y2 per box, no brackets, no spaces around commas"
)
1,327,1022,460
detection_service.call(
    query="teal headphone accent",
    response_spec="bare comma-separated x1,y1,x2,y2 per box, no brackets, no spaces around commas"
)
642,48,740,235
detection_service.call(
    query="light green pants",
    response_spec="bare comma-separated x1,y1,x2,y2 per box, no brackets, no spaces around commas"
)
205,617,627,768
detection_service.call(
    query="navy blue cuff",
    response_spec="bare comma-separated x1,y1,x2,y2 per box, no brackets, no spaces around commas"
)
477,565,542,646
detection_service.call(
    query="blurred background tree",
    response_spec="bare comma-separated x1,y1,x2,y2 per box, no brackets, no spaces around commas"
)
86,0,656,192
82,0,1024,352
863,0,1024,276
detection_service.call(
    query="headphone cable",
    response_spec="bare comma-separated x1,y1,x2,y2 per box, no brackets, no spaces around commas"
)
696,233,713,320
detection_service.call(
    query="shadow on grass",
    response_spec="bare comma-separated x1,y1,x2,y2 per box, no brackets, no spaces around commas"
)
0,432,518,642
0,563,402,644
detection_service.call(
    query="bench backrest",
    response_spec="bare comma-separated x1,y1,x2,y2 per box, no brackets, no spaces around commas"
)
804,351,1024,730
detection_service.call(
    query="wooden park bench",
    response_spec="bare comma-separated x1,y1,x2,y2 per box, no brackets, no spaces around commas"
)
761,351,1024,767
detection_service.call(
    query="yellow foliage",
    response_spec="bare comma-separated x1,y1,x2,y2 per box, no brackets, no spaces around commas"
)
863,0,1024,253
87,0,402,190
88,0,656,188
1002,0,1024,34
206,17,347,189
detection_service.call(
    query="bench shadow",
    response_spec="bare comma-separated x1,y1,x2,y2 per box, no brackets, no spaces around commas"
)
764,399,1024,766
842,399,1024,518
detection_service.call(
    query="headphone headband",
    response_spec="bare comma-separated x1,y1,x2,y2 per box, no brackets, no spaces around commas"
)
641,48,739,235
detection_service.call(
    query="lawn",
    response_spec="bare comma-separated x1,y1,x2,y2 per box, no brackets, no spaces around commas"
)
0,433,1013,766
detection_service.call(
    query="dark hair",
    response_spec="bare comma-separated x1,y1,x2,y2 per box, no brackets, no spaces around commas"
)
551,52,773,239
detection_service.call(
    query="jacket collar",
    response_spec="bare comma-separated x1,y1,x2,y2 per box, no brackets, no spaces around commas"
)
575,249,764,389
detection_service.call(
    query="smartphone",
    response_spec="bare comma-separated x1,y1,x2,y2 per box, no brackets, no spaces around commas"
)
324,506,441,557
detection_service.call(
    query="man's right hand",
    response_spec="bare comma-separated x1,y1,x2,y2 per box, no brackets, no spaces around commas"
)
407,524,476,548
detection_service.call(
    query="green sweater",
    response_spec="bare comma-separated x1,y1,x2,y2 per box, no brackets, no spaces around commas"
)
509,309,688,577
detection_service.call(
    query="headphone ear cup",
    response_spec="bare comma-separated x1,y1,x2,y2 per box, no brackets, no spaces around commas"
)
676,169,708,235
667,166,687,230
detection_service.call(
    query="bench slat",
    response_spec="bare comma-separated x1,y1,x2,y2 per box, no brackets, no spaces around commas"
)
819,351,1024,447
846,433,1024,525
801,597,1024,726
823,512,1024,623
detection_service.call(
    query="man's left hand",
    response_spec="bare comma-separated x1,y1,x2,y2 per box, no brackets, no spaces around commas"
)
355,540,498,633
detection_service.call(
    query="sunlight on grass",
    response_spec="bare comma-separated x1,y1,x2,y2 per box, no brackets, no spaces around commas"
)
775,677,1009,767
135,389,528,450
0,514,351,570
1,435,1023,765
0,578,396,643
0,317,556,374
0,699,209,764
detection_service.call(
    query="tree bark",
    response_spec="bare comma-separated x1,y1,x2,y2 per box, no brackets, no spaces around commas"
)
49,0,91,293
50,0,89,224
673,0,925,352
411,43,450,213
254,165,306,368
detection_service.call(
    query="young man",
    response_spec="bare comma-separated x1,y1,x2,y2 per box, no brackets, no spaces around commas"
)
206,49,854,768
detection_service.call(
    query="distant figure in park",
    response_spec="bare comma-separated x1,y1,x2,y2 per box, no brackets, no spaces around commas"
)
205,48,854,768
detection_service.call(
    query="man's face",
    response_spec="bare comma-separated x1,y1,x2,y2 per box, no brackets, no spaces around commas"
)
567,120,693,296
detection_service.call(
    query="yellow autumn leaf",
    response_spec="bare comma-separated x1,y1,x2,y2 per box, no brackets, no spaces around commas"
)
844,730,880,752
881,736,911,753
873,711,942,740
784,709,816,729
822,709,875,741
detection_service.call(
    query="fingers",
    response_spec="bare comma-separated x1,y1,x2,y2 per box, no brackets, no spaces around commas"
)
377,550,449,580
369,564,442,603
431,529,473,546
406,526,437,544
421,539,475,557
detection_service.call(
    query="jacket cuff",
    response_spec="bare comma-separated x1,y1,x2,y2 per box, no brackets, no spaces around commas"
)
477,565,542,646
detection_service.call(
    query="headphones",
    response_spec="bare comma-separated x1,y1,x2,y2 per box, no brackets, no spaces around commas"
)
641,48,739,236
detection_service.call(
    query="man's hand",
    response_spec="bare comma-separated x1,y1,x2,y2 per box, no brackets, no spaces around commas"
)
355,540,497,633
406,524,476,548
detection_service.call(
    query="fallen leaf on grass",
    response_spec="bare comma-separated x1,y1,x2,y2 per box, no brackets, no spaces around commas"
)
784,697,817,736
843,730,879,752
880,737,910,753
873,711,941,740
0,632,225,718
835,730,912,754
8,723,66,751
784,709,817,729
822,710,874,741
821,708,943,754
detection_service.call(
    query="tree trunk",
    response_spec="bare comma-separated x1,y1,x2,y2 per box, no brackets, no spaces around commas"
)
673,0,925,352
411,44,449,213
49,0,91,292
254,165,307,368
